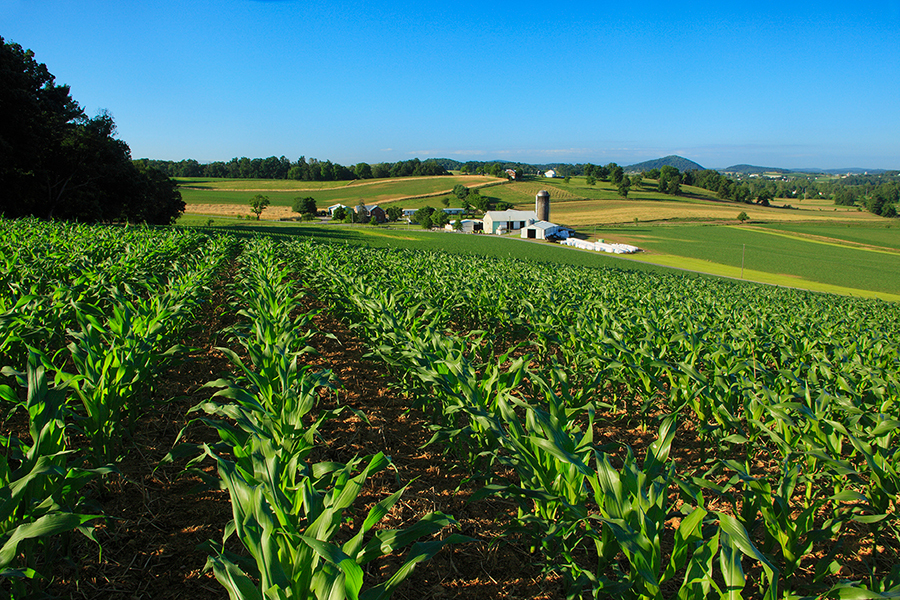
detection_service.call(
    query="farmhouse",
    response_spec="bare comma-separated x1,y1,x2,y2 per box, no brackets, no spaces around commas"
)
483,209,538,235
368,205,387,223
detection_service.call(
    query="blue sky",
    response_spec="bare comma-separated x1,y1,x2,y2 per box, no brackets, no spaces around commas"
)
3,0,899,169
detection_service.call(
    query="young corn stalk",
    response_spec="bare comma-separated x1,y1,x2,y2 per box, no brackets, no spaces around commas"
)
0,356,110,596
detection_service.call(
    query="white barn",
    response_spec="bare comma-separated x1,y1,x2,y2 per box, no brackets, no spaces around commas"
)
483,210,538,235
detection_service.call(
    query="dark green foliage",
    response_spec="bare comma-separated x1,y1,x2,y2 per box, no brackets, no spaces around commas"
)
385,206,402,222
0,37,184,224
452,184,469,200
413,206,435,228
292,196,317,215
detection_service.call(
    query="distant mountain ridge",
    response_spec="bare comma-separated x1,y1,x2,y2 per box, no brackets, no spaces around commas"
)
722,164,791,175
723,164,887,175
624,155,704,172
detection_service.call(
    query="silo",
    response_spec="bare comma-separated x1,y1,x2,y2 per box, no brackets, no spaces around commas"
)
535,190,550,222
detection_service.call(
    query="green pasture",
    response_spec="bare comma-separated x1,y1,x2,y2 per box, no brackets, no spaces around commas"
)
755,222,900,250
177,175,503,207
492,177,724,206
175,178,353,191
598,224,900,298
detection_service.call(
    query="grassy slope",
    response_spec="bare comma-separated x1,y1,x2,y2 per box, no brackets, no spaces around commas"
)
177,175,504,207
589,225,900,299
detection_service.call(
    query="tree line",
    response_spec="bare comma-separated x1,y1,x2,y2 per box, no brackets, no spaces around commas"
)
134,156,449,181
1,37,184,224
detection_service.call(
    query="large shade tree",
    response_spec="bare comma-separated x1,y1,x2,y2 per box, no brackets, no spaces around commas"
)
0,36,184,224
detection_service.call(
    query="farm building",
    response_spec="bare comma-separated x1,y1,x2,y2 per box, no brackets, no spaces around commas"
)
544,170,557,178
520,220,566,240
442,207,465,215
444,219,482,233
483,210,538,235
327,203,349,216
368,206,387,223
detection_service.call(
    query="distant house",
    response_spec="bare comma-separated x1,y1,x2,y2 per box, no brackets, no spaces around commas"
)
483,209,538,235
328,203,349,216
368,205,387,223
544,169,557,178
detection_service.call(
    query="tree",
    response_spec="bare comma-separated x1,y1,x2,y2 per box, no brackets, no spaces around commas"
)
757,190,773,207
381,206,399,222
332,206,347,221
0,37,184,224
441,197,450,207
737,211,749,223
413,206,435,228
585,175,596,186
452,184,469,200
292,196,316,216
617,177,631,198
608,164,624,185
470,190,489,213
249,194,270,220
630,174,643,189
432,210,450,228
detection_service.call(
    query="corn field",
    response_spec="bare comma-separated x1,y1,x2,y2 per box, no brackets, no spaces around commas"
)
1,217,899,599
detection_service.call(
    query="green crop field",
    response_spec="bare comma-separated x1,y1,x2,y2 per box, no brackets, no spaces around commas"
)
177,175,504,208
755,222,900,250
3,216,899,599
591,224,900,298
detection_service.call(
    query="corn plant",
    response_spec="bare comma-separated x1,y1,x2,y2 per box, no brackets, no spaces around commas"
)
202,447,468,600
0,356,110,596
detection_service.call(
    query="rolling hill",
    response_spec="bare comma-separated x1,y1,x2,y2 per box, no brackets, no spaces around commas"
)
624,155,704,173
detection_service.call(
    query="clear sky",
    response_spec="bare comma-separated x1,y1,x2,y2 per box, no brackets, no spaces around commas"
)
3,0,899,170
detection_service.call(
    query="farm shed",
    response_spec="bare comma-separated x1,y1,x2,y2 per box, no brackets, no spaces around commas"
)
520,220,562,240
483,210,537,235
544,169,557,178
442,208,465,215
444,219,481,233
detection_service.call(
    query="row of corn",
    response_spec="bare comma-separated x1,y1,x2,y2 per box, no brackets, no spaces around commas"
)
0,219,237,595
166,237,468,599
